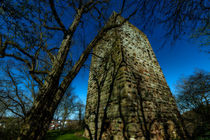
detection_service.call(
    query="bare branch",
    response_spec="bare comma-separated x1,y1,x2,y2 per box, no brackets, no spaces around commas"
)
83,0,109,13
78,0,83,9
5,67,27,115
0,41,36,71
42,44,56,63
0,34,2,48
5,41,34,59
2,52,44,86
71,0,78,11
119,0,126,14
90,52,104,59
43,24,64,31
49,0,66,32
29,70,49,75
0,97,24,118
29,73,44,87
4,54,31,68
59,12,131,88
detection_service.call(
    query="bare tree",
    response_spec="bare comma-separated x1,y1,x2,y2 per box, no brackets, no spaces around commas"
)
73,100,85,125
54,86,78,128
0,79,7,118
135,0,209,49
159,0,209,47
0,63,35,139
0,1,138,139
0,0,208,139
175,70,210,138
176,70,210,114
0,65,33,119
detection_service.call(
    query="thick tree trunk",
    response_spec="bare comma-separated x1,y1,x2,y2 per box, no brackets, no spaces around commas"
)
17,8,85,139
17,66,81,140
17,30,73,140
17,13,123,139
17,81,63,140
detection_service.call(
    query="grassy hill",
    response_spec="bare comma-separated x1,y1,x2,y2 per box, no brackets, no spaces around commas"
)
45,130,89,140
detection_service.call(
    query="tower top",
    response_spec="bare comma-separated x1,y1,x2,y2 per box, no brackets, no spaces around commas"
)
106,11,148,44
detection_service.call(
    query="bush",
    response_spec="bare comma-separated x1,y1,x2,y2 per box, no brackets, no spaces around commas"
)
0,119,21,140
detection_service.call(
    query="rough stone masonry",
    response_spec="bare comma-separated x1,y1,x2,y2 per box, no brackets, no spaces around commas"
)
84,13,187,140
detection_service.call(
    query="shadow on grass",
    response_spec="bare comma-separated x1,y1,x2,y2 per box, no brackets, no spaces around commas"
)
45,130,89,140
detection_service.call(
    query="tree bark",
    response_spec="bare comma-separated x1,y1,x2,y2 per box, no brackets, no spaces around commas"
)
17,13,125,140
18,88,60,140
17,8,84,140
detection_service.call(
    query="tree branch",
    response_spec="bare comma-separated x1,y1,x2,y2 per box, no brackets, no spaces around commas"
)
29,70,49,75
49,0,66,32
119,0,126,14
59,12,132,90
0,40,35,69
4,54,31,68
83,0,109,13
1,53,43,86
6,67,27,116
5,41,34,59
0,97,24,118
43,24,64,31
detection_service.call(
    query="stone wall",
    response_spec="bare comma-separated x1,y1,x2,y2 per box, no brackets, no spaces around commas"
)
84,13,187,140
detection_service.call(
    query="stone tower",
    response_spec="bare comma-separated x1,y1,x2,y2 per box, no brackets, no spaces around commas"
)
84,13,187,140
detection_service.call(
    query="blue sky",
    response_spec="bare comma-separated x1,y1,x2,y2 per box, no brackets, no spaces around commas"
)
153,38,210,94
1,1,209,107
68,2,209,105
72,26,210,105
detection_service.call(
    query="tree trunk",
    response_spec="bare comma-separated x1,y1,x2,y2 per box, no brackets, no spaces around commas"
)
17,13,123,139
17,11,83,139
18,83,64,140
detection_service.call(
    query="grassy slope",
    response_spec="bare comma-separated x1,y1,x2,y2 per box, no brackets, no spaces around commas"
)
45,130,89,140
54,133,88,140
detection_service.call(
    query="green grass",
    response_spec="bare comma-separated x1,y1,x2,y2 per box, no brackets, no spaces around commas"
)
55,134,88,140
196,131,210,140
45,130,89,140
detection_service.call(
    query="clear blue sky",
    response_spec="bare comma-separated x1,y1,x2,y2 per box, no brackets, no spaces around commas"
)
72,25,210,105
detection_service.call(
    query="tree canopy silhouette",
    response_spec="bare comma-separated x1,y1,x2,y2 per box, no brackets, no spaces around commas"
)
176,70,210,138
